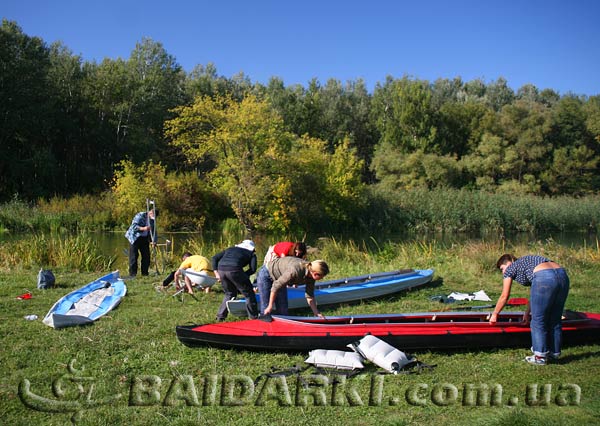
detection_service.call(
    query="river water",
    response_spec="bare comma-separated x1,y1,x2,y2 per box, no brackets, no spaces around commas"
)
84,229,599,260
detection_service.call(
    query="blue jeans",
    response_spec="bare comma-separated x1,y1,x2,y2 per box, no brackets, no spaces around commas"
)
256,265,288,315
530,268,570,357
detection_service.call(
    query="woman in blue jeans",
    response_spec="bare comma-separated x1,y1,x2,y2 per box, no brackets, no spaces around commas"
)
490,254,570,365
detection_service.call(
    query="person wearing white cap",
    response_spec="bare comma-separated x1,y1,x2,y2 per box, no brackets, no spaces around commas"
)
211,240,259,321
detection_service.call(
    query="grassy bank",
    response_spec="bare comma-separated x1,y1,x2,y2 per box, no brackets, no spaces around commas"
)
1,239,599,425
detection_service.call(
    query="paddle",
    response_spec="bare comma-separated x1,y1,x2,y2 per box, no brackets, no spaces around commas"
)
434,297,528,311
147,199,160,275
172,287,199,301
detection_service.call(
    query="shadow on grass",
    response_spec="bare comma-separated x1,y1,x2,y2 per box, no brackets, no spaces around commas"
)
553,350,600,364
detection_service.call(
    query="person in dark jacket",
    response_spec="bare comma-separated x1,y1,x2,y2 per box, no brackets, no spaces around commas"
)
212,240,259,321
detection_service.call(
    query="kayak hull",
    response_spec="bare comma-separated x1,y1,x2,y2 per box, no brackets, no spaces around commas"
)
176,310,600,352
226,269,434,316
43,271,126,328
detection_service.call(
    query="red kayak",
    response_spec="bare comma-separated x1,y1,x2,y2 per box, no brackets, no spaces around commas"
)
176,310,600,352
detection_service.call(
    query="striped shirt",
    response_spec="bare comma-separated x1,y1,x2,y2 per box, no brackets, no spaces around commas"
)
503,255,551,286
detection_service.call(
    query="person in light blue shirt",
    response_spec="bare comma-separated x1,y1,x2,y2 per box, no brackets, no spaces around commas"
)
125,208,157,277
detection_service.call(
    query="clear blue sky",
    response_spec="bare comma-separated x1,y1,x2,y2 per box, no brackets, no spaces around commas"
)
4,0,600,96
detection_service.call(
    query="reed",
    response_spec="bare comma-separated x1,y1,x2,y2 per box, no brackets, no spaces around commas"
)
0,233,115,272
373,188,600,235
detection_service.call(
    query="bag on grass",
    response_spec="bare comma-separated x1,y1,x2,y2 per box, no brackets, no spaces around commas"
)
37,268,55,289
305,349,365,370
348,335,416,374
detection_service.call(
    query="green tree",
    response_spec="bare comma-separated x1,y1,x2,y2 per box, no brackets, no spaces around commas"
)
461,133,512,191
110,160,226,230
584,95,600,144
371,77,438,154
485,77,515,111
165,94,295,231
126,38,186,163
542,96,600,194
495,100,552,192
47,42,106,194
431,77,464,107
0,20,53,200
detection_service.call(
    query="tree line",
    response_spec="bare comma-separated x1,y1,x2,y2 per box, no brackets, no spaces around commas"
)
1,19,599,232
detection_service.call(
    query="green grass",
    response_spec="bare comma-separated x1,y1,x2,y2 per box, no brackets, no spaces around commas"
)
1,239,599,425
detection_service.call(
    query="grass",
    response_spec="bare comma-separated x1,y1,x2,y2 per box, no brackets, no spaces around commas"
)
0,239,599,425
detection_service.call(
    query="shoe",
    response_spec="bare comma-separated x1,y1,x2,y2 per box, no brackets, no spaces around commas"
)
215,318,225,322
530,347,559,361
525,355,547,365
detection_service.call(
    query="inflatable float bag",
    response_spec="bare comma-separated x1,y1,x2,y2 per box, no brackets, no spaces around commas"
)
348,335,415,374
305,349,365,370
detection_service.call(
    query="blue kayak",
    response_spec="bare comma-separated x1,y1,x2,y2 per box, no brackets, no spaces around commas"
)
226,268,434,316
42,271,127,328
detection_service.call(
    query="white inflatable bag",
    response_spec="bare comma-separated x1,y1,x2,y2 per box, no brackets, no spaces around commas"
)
348,335,415,374
305,349,365,370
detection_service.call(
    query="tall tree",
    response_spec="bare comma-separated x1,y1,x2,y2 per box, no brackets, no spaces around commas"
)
0,20,53,200
165,94,295,231
126,38,186,163
485,77,515,111
542,96,599,194
371,76,438,154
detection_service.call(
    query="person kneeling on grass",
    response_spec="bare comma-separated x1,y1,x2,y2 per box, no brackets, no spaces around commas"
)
173,252,216,294
263,257,329,319
490,253,570,366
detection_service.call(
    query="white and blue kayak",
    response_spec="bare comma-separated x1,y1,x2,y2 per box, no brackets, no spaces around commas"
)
226,268,434,317
42,271,127,328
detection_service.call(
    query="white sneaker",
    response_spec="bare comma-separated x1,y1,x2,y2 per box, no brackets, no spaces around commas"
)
525,355,547,365
530,347,559,361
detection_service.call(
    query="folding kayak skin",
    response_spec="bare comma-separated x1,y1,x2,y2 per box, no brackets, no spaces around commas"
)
43,271,127,328
226,268,435,316
176,310,600,352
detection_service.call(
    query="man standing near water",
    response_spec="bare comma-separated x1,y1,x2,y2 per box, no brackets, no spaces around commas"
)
125,208,158,277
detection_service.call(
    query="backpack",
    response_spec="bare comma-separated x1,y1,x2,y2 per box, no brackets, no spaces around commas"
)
37,268,55,289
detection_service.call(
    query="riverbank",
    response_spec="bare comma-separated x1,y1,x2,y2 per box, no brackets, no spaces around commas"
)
1,240,599,425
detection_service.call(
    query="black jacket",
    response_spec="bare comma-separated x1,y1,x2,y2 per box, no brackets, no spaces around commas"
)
212,247,257,277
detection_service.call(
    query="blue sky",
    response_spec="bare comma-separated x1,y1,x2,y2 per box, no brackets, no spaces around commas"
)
3,0,599,95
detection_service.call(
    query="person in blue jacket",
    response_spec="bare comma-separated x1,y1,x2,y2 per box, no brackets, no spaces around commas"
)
124,208,157,277
212,240,259,321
